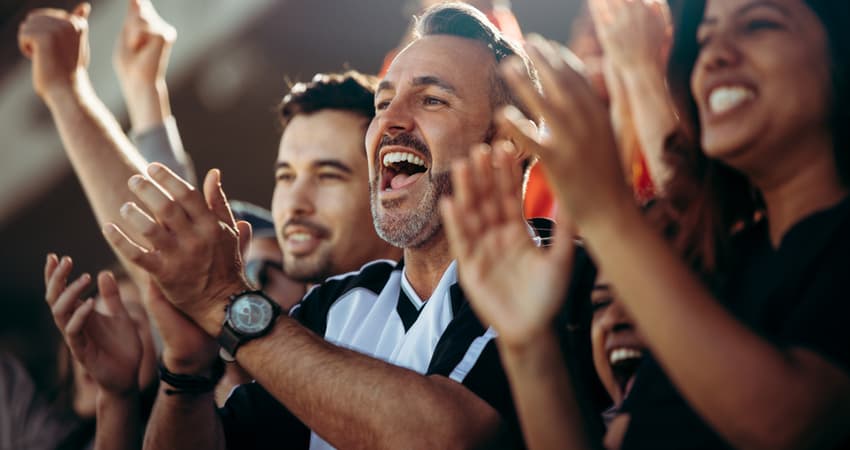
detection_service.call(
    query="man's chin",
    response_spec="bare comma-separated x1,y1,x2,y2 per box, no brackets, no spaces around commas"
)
283,255,333,284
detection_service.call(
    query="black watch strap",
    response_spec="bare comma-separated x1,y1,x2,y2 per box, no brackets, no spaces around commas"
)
218,323,242,359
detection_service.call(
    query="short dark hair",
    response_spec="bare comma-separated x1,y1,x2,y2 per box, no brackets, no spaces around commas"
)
413,2,540,120
279,71,378,129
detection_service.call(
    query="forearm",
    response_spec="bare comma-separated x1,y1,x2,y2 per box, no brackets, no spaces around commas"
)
620,64,676,190
143,386,224,450
94,390,142,450
500,332,593,450
237,317,500,449
43,71,151,282
121,79,172,134
583,205,849,449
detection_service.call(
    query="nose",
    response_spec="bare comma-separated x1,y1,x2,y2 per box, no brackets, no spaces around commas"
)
281,176,316,218
698,34,741,72
378,97,415,138
603,300,635,333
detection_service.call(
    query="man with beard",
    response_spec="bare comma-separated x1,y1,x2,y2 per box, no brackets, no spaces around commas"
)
44,3,537,450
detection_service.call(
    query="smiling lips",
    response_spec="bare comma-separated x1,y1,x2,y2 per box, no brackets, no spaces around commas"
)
283,223,328,256
707,85,756,116
380,148,429,192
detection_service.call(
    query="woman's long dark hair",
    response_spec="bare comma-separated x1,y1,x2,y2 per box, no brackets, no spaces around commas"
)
656,0,850,280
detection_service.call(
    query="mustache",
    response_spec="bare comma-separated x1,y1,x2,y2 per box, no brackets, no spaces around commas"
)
280,217,331,239
378,133,430,159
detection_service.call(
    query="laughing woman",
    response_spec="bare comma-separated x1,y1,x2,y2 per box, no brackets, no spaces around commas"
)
441,0,850,449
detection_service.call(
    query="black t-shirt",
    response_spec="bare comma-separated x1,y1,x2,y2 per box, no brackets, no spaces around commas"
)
219,260,522,450
620,197,850,449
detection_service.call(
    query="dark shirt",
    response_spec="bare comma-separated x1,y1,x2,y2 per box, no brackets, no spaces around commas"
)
621,197,850,449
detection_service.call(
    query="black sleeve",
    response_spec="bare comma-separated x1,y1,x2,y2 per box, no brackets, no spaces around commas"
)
219,382,310,450
780,249,850,374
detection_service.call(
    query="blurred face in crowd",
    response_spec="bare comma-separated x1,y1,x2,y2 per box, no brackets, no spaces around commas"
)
367,35,496,248
591,274,646,406
243,236,305,310
691,0,832,179
272,109,397,284
72,279,157,417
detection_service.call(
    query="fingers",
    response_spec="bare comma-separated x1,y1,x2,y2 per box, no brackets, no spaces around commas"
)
51,273,91,329
44,253,59,289
236,220,252,258
499,56,547,122
203,169,236,228
97,271,130,319
45,255,73,304
72,3,91,19
102,223,162,273
471,145,503,226
441,162,474,260
119,201,176,249
64,299,95,352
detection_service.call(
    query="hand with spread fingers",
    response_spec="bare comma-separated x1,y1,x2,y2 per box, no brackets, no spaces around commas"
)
588,0,672,73
498,36,634,229
44,254,142,395
102,163,252,336
440,145,575,349
18,2,91,99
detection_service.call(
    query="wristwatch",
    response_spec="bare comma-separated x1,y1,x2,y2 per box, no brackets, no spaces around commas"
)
218,290,281,361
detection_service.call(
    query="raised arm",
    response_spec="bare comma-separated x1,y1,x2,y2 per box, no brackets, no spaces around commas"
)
499,36,850,450
104,164,508,449
440,145,593,450
589,0,676,191
19,4,151,284
114,0,196,184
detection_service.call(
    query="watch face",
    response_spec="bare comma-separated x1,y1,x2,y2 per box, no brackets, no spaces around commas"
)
228,294,276,336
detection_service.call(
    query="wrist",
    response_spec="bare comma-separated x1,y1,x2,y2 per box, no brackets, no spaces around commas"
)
196,280,252,337
499,328,562,373
121,79,171,132
96,386,140,406
42,68,92,108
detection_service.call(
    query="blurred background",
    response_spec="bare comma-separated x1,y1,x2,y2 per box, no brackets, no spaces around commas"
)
0,0,579,378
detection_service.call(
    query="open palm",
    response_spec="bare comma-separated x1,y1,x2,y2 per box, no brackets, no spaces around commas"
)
441,147,574,348
45,255,142,394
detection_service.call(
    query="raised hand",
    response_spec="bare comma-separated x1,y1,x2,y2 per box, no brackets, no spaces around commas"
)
102,164,252,335
588,0,672,72
498,36,634,229
114,0,177,131
18,3,91,99
44,254,142,395
440,145,575,349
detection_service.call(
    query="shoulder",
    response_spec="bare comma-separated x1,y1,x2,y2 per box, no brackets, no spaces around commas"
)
290,259,401,332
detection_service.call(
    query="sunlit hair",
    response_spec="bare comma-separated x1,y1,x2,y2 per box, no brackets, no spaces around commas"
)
279,71,379,131
656,0,850,279
414,2,540,119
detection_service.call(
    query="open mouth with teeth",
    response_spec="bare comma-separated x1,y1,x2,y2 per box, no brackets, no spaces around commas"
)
381,150,429,191
609,347,643,398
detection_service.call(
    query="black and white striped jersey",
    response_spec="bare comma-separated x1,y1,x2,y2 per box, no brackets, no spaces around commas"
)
220,259,521,450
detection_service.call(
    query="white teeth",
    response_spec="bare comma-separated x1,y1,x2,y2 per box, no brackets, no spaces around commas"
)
609,348,643,365
708,86,754,115
289,233,312,242
382,152,426,168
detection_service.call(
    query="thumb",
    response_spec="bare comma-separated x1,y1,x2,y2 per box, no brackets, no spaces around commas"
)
203,169,236,228
236,220,253,259
73,2,91,19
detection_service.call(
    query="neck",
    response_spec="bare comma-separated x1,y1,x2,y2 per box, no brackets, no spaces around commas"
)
402,232,453,300
749,137,847,247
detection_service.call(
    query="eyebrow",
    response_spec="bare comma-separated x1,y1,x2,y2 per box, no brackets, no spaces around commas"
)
274,159,354,174
376,76,458,97
701,0,791,26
